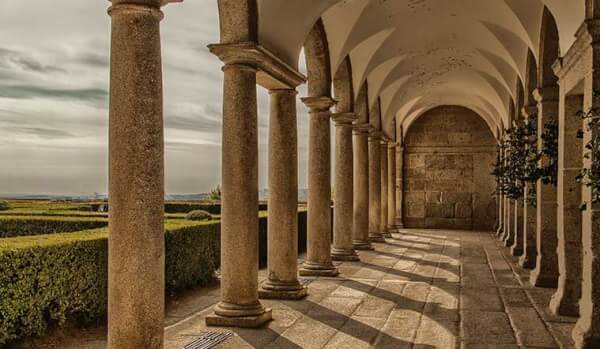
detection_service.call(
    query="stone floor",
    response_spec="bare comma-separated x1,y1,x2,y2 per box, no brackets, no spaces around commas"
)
24,229,580,348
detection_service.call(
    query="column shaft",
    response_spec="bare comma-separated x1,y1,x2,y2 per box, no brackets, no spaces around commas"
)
299,97,338,277
259,89,306,300
520,186,537,269
387,143,397,232
380,140,389,237
353,124,373,250
550,94,584,316
531,87,560,288
107,3,165,347
511,199,524,256
332,113,359,261
206,63,271,327
396,147,405,228
369,133,385,242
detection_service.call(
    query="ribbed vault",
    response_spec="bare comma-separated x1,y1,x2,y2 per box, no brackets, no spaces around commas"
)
255,0,584,138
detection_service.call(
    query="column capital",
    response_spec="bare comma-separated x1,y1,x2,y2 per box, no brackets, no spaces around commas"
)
533,86,559,103
353,122,371,135
369,129,382,141
331,112,357,126
301,96,335,112
269,88,297,96
208,42,306,90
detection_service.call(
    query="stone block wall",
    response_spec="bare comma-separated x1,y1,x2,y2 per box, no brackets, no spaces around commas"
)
403,106,497,230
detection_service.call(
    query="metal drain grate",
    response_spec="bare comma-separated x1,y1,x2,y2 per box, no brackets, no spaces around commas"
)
183,331,234,349
300,278,315,286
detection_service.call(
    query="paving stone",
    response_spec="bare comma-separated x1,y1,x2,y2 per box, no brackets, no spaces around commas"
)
461,311,516,344
461,287,503,311
324,316,386,348
414,318,459,348
353,295,396,318
499,287,531,308
506,307,557,348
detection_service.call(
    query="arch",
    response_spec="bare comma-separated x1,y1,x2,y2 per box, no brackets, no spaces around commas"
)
524,50,539,107
355,82,369,124
538,7,560,89
333,56,354,113
304,19,333,98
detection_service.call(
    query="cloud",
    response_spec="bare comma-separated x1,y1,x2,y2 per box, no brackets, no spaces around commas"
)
0,85,107,102
6,126,75,139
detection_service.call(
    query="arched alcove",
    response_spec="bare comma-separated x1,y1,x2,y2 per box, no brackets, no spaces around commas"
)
403,105,497,230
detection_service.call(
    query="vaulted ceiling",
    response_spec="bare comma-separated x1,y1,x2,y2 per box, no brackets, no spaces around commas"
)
255,0,584,138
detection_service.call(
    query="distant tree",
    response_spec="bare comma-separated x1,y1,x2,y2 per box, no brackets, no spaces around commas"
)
209,185,221,201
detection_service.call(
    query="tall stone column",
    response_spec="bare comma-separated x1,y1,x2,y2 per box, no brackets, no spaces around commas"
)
387,142,397,233
206,64,271,327
331,113,360,261
511,198,524,256
369,131,385,242
353,123,373,250
504,199,515,247
258,89,306,300
299,97,338,276
531,87,559,288
574,52,600,348
396,146,405,229
380,139,390,237
550,94,584,316
106,1,168,347
520,110,538,268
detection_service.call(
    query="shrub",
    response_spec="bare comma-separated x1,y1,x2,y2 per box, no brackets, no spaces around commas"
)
0,216,108,238
185,210,212,221
0,201,9,211
0,219,220,345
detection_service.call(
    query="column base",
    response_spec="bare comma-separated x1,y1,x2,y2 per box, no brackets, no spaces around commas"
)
549,291,580,317
353,240,374,250
573,318,600,349
382,230,393,238
331,247,360,261
504,237,514,247
518,253,536,269
510,246,523,257
206,301,272,328
259,281,307,300
529,270,558,288
369,233,386,243
299,261,339,277
496,226,503,237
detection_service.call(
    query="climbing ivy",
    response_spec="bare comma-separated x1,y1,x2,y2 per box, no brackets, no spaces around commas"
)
576,91,600,209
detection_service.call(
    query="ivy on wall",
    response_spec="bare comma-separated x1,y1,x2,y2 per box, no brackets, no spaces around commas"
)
576,93,600,209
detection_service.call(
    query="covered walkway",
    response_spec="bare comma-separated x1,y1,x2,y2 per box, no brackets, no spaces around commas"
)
156,230,573,349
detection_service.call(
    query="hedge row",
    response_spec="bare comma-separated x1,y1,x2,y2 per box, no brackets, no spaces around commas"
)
0,216,108,238
0,211,307,345
164,202,268,214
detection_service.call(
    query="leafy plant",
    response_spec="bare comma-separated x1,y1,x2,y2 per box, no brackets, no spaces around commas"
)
209,184,221,201
576,91,600,209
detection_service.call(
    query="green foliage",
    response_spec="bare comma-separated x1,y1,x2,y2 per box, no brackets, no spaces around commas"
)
538,121,559,186
0,216,108,238
0,201,9,211
576,92,600,209
209,185,222,201
185,210,212,221
0,220,220,345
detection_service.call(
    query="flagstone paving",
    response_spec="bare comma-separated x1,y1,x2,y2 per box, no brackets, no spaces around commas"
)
21,229,578,348
164,230,577,349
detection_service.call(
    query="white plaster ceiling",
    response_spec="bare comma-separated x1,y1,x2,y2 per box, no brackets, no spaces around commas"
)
256,0,585,137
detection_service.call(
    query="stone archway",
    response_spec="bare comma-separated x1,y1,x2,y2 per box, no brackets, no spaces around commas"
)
402,106,497,230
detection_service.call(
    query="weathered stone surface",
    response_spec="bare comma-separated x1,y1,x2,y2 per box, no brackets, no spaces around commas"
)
505,307,557,348
404,106,496,230
461,311,516,344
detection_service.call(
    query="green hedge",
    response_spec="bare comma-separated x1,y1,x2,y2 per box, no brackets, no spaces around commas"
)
0,211,307,345
0,220,219,345
164,202,268,214
0,216,108,238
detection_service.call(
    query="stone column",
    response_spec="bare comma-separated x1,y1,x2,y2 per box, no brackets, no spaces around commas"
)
531,87,559,288
574,56,600,348
369,131,385,242
380,139,390,237
520,109,538,268
258,89,306,300
511,198,524,256
504,199,515,247
396,146,405,229
107,1,167,347
206,64,271,327
331,113,360,261
550,94,584,316
387,142,397,233
352,123,373,250
299,97,338,277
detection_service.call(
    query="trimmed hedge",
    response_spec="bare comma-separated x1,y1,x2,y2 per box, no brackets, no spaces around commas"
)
0,216,108,238
0,220,220,345
164,202,268,214
0,211,307,345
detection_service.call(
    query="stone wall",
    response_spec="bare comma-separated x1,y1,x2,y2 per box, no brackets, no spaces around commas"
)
403,106,497,230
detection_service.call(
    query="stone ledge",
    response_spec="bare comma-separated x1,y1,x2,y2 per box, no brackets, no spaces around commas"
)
206,308,273,328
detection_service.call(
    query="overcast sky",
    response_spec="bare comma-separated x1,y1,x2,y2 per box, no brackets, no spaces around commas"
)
0,1,311,195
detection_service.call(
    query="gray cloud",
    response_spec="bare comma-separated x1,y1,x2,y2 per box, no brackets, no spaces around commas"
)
7,126,75,139
0,85,108,102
